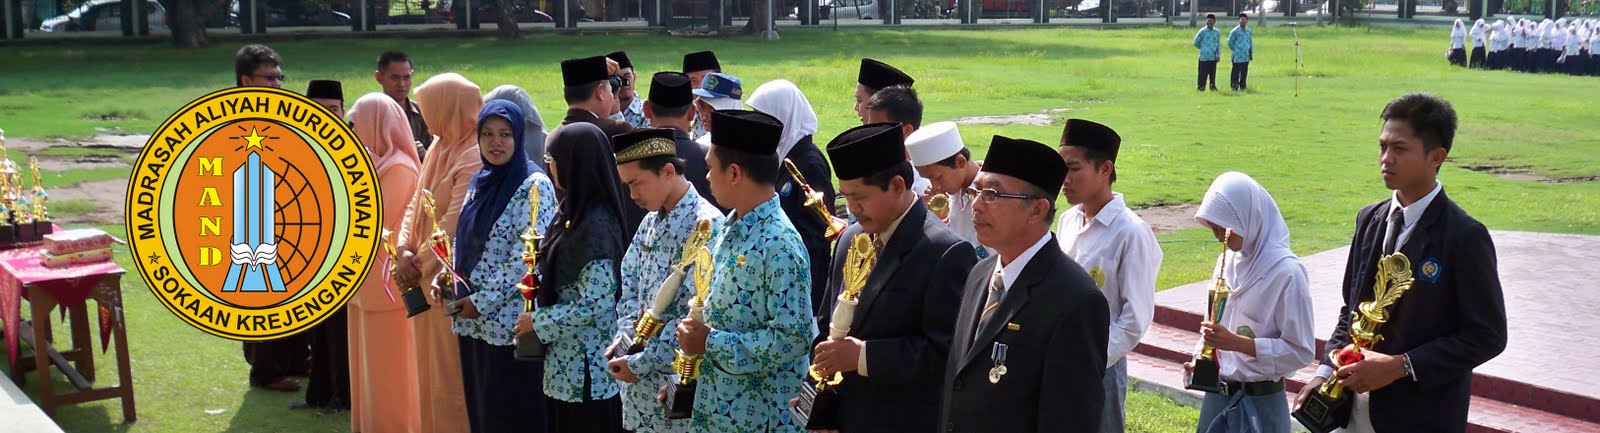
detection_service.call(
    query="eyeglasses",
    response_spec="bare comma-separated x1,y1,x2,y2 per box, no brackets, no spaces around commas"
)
964,187,1041,204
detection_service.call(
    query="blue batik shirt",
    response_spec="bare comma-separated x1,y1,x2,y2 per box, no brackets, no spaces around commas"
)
1229,25,1254,63
453,172,558,346
615,186,726,433
690,195,812,433
1195,26,1222,61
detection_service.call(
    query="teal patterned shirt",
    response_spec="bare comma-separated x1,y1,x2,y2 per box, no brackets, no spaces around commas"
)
1195,26,1222,61
1229,25,1254,63
691,195,812,433
615,186,726,433
452,172,558,346
531,258,621,402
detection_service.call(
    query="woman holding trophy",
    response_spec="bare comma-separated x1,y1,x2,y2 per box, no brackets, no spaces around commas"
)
514,123,626,432
1186,171,1315,433
449,100,558,433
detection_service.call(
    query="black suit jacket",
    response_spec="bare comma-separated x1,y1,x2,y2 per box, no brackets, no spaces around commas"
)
776,135,838,319
940,234,1109,433
561,108,641,240
813,201,977,433
669,128,723,213
1323,189,1507,433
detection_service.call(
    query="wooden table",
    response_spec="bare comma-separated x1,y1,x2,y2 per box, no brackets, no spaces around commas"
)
0,244,134,422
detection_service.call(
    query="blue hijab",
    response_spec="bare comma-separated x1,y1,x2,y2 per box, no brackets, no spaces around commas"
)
454,99,540,292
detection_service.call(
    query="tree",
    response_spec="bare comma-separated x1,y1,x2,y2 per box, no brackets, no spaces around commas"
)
494,0,518,38
169,0,209,47
737,0,772,34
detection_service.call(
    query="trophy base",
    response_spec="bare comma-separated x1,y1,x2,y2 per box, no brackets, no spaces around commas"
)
663,381,696,420
34,220,53,237
625,342,646,356
789,382,841,429
514,333,546,361
402,288,433,318
1184,358,1222,393
1292,389,1351,433
14,222,36,243
0,224,15,245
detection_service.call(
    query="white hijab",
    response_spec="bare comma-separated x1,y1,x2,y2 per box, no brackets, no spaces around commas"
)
1194,172,1298,292
1452,19,1467,42
745,79,819,159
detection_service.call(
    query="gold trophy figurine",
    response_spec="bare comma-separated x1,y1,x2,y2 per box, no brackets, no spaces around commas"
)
792,234,878,429
514,184,547,361
1294,249,1416,433
418,191,470,316
663,243,715,420
28,156,49,236
1185,229,1233,393
783,158,847,240
626,219,713,356
382,227,433,318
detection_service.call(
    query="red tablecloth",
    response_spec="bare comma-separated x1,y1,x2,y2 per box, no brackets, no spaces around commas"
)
1,244,125,371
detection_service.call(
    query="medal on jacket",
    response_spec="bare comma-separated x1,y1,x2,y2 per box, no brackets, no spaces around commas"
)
989,342,1009,384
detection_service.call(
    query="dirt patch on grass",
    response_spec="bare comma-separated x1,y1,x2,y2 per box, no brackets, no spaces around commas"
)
1459,163,1597,183
49,179,128,226
953,109,1073,126
4,132,151,151
1134,203,1200,234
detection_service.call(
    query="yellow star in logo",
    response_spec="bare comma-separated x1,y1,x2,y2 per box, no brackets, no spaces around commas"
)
243,127,266,150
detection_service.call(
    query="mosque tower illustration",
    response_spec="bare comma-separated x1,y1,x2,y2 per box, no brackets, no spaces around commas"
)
222,128,287,293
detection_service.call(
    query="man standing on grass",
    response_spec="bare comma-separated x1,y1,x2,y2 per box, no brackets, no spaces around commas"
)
374,51,432,161
1229,13,1254,92
1054,119,1163,433
1194,14,1222,92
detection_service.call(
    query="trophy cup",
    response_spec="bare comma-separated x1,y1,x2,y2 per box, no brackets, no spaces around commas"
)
12,160,35,242
514,184,547,361
927,193,951,221
1185,230,1233,393
662,241,715,420
419,190,470,316
783,158,847,240
27,157,50,238
1293,251,1416,433
623,219,713,356
791,234,879,429
0,140,15,245
379,227,432,318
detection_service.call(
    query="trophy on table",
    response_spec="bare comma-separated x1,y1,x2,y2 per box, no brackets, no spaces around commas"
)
1293,248,1416,433
514,184,547,361
0,135,12,245
27,157,51,238
791,234,878,429
1185,229,1233,393
623,219,713,356
783,158,847,240
419,190,470,316
662,239,715,420
379,227,432,318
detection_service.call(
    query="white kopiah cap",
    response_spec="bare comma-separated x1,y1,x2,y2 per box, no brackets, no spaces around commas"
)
905,121,965,166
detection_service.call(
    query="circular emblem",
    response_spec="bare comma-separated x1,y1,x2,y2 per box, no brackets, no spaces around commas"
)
125,87,381,341
1089,265,1106,289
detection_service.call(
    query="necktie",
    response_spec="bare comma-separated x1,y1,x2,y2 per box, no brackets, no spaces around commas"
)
1382,207,1405,255
980,271,1005,322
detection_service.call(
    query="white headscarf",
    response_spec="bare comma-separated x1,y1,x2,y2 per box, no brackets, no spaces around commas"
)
745,79,819,158
1471,19,1488,46
1194,172,1298,292
1452,19,1468,49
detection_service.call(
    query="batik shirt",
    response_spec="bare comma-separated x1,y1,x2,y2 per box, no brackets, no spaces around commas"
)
532,256,622,401
621,95,651,129
616,186,726,433
1229,25,1254,63
690,196,812,433
452,173,558,346
1195,26,1222,61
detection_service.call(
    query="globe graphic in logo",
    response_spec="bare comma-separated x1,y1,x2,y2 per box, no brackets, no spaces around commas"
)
270,158,325,287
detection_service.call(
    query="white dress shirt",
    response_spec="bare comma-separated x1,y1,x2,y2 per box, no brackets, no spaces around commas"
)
1322,181,1441,433
1211,257,1317,382
945,176,982,248
1055,193,1163,367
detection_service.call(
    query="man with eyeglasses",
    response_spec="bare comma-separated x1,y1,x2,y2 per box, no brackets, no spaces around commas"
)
233,43,312,394
940,136,1109,433
1053,119,1162,433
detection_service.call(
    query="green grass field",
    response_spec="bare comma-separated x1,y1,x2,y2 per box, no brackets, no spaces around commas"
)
1,24,1597,432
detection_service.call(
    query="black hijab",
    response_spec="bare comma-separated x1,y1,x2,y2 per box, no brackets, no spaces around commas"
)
539,123,626,305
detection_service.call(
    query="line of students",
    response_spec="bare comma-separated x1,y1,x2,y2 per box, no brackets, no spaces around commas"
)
239,43,1506,433
1450,17,1600,76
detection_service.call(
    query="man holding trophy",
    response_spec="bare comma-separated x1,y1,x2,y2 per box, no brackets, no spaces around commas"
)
1293,94,1508,433
792,122,977,432
606,127,727,433
673,110,814,432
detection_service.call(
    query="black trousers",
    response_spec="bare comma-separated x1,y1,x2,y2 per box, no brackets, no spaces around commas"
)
1197,60,1219,90
304,306,351,408
1565,54,1586,75
459,336,547,433
244,334,310,386
1590,54,1599,76
1448,48,1467,66
548,396,622,433
1510,48,1524,71
1230,61,1250,90
1469,46,1486,68
1486,50,1501,70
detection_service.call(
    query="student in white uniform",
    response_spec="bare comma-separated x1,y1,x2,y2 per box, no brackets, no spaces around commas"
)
1447,19,1468,67
1053,118,1163,433
1186,171,1316,433
906,121,989,258
1468,19,1488,69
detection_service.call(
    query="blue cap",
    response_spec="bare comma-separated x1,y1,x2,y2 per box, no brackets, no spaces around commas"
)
692,73,743,100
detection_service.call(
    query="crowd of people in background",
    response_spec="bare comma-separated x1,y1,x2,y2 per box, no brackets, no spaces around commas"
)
1450,17,1600,76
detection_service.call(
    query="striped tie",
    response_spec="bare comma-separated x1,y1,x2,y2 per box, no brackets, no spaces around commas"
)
981,271,1005,322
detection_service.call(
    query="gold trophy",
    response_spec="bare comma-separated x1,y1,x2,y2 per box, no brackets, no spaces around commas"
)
791,234,878,429
514,184,547,361
1294,250,1416,433
783,158,847,240
380,228,432,317
417,191,469,316
0,131,11,244
927,193,951,221
662,240,715,420
625,219,713,356
1185,229,1233,393
27,156,50,238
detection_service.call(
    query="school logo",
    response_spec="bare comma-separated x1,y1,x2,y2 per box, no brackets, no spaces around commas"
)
126,87,381,341
1420,257,1441,284
1089,265,1106,289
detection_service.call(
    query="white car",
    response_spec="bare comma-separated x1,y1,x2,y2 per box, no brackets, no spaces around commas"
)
39,0,167,32
822,0,878,20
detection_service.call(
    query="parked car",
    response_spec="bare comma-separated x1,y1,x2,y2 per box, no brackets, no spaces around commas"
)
229,0,352,27
476,4,555,23
39,0,167,32
821,0,878,19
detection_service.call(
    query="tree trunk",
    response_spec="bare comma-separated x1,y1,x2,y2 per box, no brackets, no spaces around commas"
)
169,0,209,47
738,0,769,33
495,0,519,37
